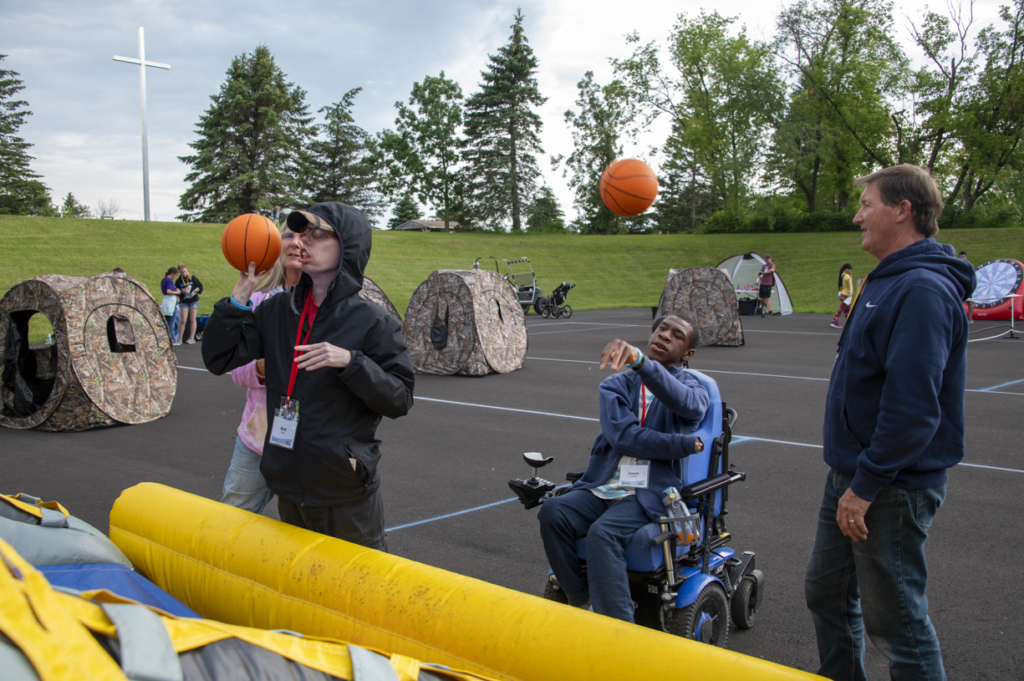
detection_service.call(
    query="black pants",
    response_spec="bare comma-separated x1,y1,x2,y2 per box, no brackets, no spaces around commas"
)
277,491,388,552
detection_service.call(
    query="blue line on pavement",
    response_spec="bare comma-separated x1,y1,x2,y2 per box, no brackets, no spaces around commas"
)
976,377,1024,392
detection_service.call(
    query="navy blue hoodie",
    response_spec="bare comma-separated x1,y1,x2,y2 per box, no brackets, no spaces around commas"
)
824,238,976,501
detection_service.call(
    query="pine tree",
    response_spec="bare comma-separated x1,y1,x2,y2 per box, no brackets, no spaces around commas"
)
462,10,547,231
306,88,383,220
60,192,92,218
178,46,315,222
526,186,565,232
388,194,421,229
0,55,55,216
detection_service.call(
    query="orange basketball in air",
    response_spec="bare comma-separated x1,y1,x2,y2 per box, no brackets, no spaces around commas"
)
600,159,659,217
221,213,281,275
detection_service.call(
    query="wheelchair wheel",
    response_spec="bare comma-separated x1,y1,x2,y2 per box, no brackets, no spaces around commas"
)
543,579,568,604
562,304,572,319
731,574,759,629
664,582,729,647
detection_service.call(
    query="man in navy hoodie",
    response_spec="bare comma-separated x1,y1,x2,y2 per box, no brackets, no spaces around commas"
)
805,165,975,681
538,315,708,622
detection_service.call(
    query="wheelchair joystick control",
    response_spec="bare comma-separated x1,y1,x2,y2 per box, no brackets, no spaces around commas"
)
509,452,557,510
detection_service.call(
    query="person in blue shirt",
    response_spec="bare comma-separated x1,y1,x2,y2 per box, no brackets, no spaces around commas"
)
538,315,709,622
806,164,976,681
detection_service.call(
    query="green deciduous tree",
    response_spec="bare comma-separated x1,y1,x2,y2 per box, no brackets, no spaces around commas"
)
944,0,1024,209
462,9,547,231
770,0,905,212
378,73,464,231
557,71,626,234
178,45,315,222
60,192,92,218
0,55,55,216
614,11,784,220
306,88,383,220
388,194,421,229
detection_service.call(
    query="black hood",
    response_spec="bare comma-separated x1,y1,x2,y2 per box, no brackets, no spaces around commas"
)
292,202,372,307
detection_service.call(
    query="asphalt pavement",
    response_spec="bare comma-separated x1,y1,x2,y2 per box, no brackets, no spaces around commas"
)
3,308,1021,678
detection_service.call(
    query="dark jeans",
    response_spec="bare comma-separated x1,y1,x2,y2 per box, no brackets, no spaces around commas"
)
805,469,946,681
537,490,650,622
278,491,388,552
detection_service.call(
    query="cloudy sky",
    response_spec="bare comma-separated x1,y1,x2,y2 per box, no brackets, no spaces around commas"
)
0,0,1008,224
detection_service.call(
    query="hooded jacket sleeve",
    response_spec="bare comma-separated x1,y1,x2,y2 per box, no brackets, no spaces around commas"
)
201,297,265,376
598,372,704,461
849,286,960,501
337,315,414,419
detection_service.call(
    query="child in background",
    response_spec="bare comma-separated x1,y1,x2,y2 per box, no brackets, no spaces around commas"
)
831,263,853,328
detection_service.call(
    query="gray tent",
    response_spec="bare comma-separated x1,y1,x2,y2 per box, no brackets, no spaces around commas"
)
403,269,527,376
0,270,177,431
715,253,794,316
656,267,744,347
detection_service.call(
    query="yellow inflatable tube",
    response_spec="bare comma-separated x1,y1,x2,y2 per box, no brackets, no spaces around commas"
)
110,483,822,681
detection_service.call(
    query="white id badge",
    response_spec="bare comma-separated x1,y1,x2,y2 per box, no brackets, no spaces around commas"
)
620,460,650,488
269,398,299,449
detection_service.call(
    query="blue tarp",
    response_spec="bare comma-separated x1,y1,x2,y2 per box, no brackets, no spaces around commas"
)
37,563,200,618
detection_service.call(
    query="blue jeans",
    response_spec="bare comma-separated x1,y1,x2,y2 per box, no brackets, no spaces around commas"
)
221,436,274,515
805,469,946,681
538,490,649,622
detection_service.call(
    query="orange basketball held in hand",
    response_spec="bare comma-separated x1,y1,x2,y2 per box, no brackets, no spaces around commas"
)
221,213,282,274
600,159,659,217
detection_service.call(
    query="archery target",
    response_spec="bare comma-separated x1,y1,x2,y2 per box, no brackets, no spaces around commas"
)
971,259,1024,320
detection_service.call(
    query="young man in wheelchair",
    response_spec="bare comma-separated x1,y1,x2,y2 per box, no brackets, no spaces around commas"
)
537,315,708,622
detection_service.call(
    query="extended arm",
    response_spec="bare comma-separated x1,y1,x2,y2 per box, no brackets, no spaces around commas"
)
598,376,702,462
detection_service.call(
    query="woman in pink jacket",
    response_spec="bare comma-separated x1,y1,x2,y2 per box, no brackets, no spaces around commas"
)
220,228,302,513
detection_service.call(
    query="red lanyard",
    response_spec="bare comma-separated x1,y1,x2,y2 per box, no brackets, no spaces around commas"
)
285,292,316,401
640,384,648,427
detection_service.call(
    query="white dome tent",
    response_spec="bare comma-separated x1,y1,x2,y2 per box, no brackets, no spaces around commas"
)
715,253,794,316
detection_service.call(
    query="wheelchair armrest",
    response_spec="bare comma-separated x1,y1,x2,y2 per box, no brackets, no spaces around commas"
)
565,469,586,483
679,470,746,502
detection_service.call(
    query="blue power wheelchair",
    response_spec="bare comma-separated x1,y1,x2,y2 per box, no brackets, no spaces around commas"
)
509,369,765,648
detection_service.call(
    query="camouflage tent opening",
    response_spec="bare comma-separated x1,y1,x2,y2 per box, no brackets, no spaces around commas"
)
403,269,527,376
359,277,402,322
656,267,744,347
0,270,176,431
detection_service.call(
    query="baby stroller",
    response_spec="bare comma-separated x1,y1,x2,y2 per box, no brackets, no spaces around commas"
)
509,370,763,648
540,282,575,319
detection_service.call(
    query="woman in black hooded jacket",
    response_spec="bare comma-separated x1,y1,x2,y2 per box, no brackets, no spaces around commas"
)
202,203,414,551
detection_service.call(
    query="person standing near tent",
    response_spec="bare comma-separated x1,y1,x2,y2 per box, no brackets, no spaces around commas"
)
220,232,303,515
830,264,854,328
159,267,182,343
202,202,414,551
758,254,776,316
805,164,975,680
176,265,204,345
538,315,708,622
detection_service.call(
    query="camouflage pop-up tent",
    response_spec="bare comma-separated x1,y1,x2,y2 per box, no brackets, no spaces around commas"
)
0,270,176,431
360,277,402,322
403,269,527,376
656,267,744,347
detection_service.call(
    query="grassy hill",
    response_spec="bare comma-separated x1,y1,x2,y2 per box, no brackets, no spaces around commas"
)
2,216,1021,321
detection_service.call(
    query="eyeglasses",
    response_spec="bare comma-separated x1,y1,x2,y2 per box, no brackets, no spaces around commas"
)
284,227,336,241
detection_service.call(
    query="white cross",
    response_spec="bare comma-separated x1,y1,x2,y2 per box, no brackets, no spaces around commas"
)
113,27,170,222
